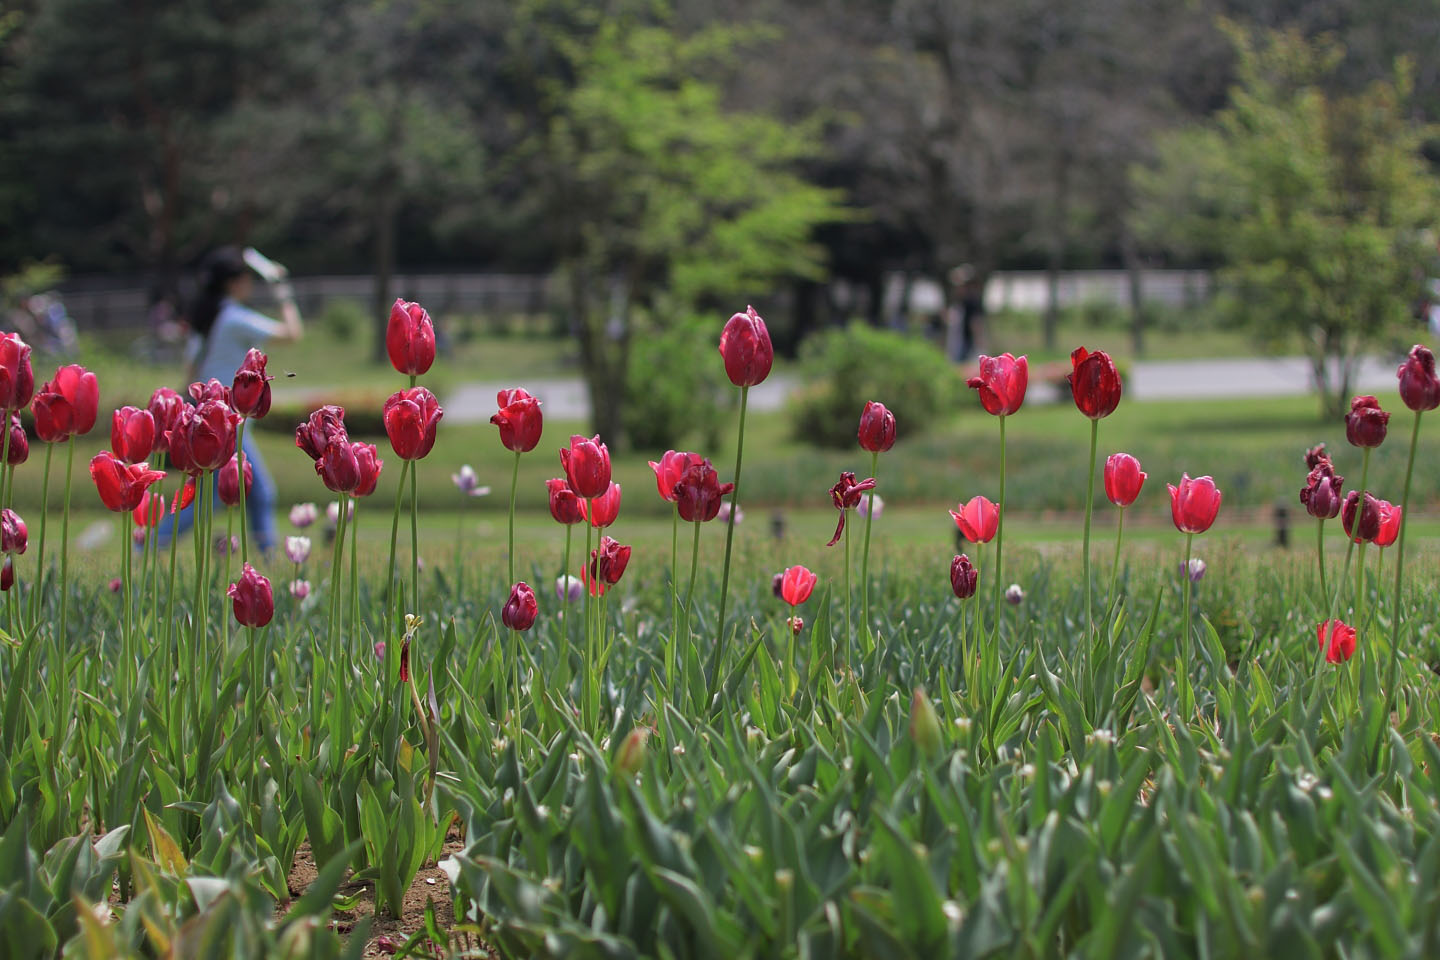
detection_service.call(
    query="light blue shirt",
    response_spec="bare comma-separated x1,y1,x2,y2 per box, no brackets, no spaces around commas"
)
188,298,284,385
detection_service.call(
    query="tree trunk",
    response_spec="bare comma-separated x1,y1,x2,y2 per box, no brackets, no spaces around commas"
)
1121,229,1145,357
371,188,398,364
1042,151,1071,352
568,264,627,444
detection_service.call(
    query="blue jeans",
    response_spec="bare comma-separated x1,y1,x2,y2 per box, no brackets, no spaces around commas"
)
159,429,278,554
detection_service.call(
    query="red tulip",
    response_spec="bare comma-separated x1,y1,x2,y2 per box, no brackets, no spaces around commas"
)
167,400,240,474
3,413,26,466
384,387,443,460
317,440,361,494
780,565,817,606
217,454,254,507
502,581,538,631
949,495,999,543
1,508,26,555
352,442,384,497
560,434,611,499
1375,500,1402,548
580,482,622,528
188,378,232,407
673,460,734,523
231,348,273,419
1300,462,1344,520
857,401,897,453
545,478,585,525
33,364,98,441
1342,490,1382,543
1304,444,1330,470
227,562,274,628
132,491,166,528
950,554,978,599
967,353,1028,417
1317,619,1356,663
1,557,13,591
148,387,185,453
171,477,196,515
590,535,632,585
0,334,34,411
1167,474,1222,534
386,299,436,376
648,450,704,502
1067,347,1122,419
89,451,165,512
1398,344,1440,412
1345,395,1389,448
295,405,348,461
580,565,609,597
1103,453,1146,507
490,387,542,454
718,306,773,387
110,406,156,464
826,471,877,547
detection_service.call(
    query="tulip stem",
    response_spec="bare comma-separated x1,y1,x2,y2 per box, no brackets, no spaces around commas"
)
57,437,74,664
164,486,181,672
712,384,749,700
1315,518,1328,612
1382,408,1422,743
223,508,234,652
843,512,853,674
30,441,52,626
993,414,1008,640
350,501,361,643
583,511,593,732
507,449,520,586
1104,507,1126,626
1082,417,1098,640
678,520,701,692
670,505,679,651
860,450,878,647
1340,447,1371,616
1178,532,1195,719
385,459,409,639
120,511,133,697
410,464,420,616
248,623,262,836
328,493,349,664
236,418,248,564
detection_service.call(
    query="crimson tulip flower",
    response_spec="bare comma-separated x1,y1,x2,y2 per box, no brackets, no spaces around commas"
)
1398,345,1440,412
352,442,383,497
217,454,254,507
780,565,817,606
33,364,98,441
89,451,165,512
1,508,27,555
718,305,773,387
580,565,609,597
949,495,999,543
386,299,435,376
580,481,622,528
1067,347,1122,419
648,450,703,502
1300,462,1344,520
148,387,185,454
1304,444,1329,470
1167,474,1222,534
317,440,361,494
967,353,1028,416
188,378,231,407
110,406,156,464
1103,453,1146,507
167,400,240,474
1,557,12,591
546,478,585,525
490,388,542,454
826,471,877,547
857,401,897,452
384,387,444,460
231,348,273,419
227,562,274,628
590,535,632,585
295,405,348,461
0,334,34,411
133,491,166,528
560,434,612,499
1317,619,1357,663
502,581,538,631
950,554,978,599
1345,395,1389,447
171,477,196,515
4,414,26,466
1375,500,1401,548
674,461,734,523
1342,490,1382,543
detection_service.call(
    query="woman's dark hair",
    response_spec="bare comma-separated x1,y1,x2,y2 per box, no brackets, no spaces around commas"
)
187,246,247,337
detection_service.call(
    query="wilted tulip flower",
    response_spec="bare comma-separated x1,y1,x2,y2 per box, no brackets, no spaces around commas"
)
780,565,817,607
545,478,585,525
3,413,25,466
674,461,734,523
285,536,312,565
1067,347,1122,419
1345,395,1389,448
384,387,443,461
228,562,274,628
1006,583,1024,605
290,579,311,600
217,454,254,507
231,348,273,419
590,535,632,586
295,405,347,462
856,493,884,519
1342,490,1382,543
1,508,27,555
555,574,582,604
290,502,318,528
1167,474,1222,534
718,306,773,388
386,299,436,376
110,406,156,464
949,495,999,543
0,334,35,412
452,465,490,498
502,581,538,631
1104,453,1146,507
1398,345,1440,412
89,452,165,513
1304,443,1330,470
1317,619,1357,663
950,554,977,599
1376,501,1402,548
1300,462,1344,520
580,482,623,528
826,471,877,547
857,401,897,453
560,434,612,499
490,388,542,454
649,450,703,502
967,353,1028,416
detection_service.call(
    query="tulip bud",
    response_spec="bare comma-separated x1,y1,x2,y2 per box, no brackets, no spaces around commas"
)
0,334,35,412
290,578,311,600
285,536,312,565
771,571,785,598
555,574,582,604
1167,474,1222,535
1342,490,1382,543
856,493,884,519
716,501,743,525
231,348,273,419
108,577,121,593
581,482,623,528
966,353,1028,417
228,563,274,627
384,387,443,461
1182,558,1206,583
780,565,817,606
949,554,977,599
110,405,156,464
216,454,254,507
386,299,436,376
148,387,185,452
949,495,999,543
615,727,649,776
1103,453,1146,508
1067,347,1122,419
560,435,612,499
1376,501,1402,548
1398,345,1440,412
289,502,317,528
89,452,166,513
502,581,538,631
1,556,13,591
649,450,703,502
545,478,585,525
1006,584,1024,605
490,388,542,454
1300,462,1344,520
0,508,27,555
718,306,774,387
452,465,489,497
909,687,943,758
857,401,897,452
1317,619,1357,663
1345,395,1389,448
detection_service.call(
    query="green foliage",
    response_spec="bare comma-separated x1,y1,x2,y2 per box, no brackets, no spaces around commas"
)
790,324,959,449
318,299,366,343
622,318,727,452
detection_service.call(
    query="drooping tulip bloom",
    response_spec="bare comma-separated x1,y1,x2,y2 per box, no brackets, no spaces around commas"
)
290,502,317,527
110,406,156,464
452,465,490,498
546,478,585,525
132,492,165,529
0,334,34,411
560,434,611,499
826,471,877,547
1300,462,1344,520
1375,500,1402,548
1103,453,1146,507
1167,474,1222,534
317,440,361,494
4,414,26,466
383,387,443,461
1304,444,1330,470
1345,395,1389,448
227,562,274,628
967,353,1028,416
285,535,312,565
949,495,999,543
148,387,185,453
490,388,542,454
1,508,27,555
857,401,897,452
674,462,734,523
295,405,348,461
590,535,632,585
648,450,704,502
290,579,311,600
89,452,165,512
780,565,817,606
1067,347,1122,419
1342,490,1382,543
231,348,274,419
1398,345,1440,412
1317,619,1357,663
718,306,773,388
950,554,977,599
350,442,384,498
386,299,436,376
502,581,538,631
579,481,622,528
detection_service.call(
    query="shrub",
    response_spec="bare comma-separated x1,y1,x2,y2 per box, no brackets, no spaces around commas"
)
319,298,367,342
623,319,727,452
790,323,960,449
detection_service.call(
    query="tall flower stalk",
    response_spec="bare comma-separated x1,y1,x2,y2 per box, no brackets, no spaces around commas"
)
966,354,1027,637
1067,348,1122,638
1167,473,1222,717
1102,453,1146,620
856,402,896,641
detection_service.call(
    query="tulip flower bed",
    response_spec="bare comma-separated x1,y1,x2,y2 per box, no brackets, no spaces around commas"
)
6,306,1440,959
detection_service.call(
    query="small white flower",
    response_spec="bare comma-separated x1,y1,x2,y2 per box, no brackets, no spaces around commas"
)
717,501,744,525
285,535,311,565
452,465,491,498
289,502,318,528
289,579,311,600
1005,583,1024,605
856,493,884,519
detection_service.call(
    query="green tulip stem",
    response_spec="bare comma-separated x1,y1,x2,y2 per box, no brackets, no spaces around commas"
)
410,463,420,617
670,505,679,654
507,449,520,587
1340,447,1371,618
1382,409,1422,740
236,418,248,564
711,384,749,702
679,519,701,688
1104,507,1126,625
385,459,409,639
843,511,853,674
1315,518,1328,612
993,414,1008,639
860,449,879,647
57,437,74,662
1178,531,1195,718
1082,417,1098,639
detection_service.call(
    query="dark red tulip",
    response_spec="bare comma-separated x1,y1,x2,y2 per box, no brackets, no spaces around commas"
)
857,401,897,453
648,450,704,502
1067,347,1122,419
580,482,622,528
1104,453,1146,508
1167,474,1222,534
132,491,166,528
967,353,1028,417
949,495,999,543
89,451,165,512
148,387,185,453
1,556,13,591
490,387,542,454
560,434,611,499
590,535,632,585
950,554,978,599
1300,462,1344,520
384,387,443,460
546,478,585,525
1341,490,1382,543
502,581,538,631
1317,619,1356,663
0,334,34,411
216,454,254,507
295,405,348,461
1,508,26,555
352,442,383,497
110,406,156,464
826,471,877,547
673,460,734,523
188,378,231,407
1304,443,1330,470
33,364,98,441
580,565,609,598
771,572,785,598
1398,345,1440,413
780,565,816,606
1375,500,1401,548
227,562,274,628
4,413,26,466
718,306,773,387
1345,395,1389,448
386,299,436,376
167,400,240,474
317,440,361,494
231,348,273,419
